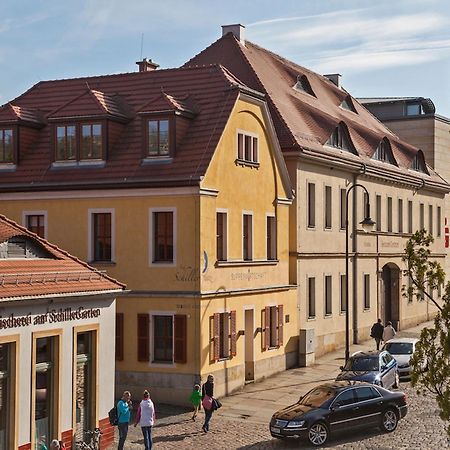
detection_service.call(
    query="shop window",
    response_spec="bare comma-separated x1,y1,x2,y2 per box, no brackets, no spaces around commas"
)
243,213,253,261
75,331,96,443
147,119,170,156
266,215,276,260
216,212,228,261
308,277,316,319
211,311,236,361
93,213,112,262
0,129,14,163
0,343,15,449
263,306,283,350
34,335,59,450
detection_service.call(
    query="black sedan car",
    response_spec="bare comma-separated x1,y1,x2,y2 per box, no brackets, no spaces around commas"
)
335,350,399,389
270,381,407,446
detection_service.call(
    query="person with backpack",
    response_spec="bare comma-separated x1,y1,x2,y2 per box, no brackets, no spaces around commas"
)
117,391,132,450
370,318,384,350
134,390,155,450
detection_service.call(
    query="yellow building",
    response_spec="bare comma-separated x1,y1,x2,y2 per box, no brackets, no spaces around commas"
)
0,64,296,403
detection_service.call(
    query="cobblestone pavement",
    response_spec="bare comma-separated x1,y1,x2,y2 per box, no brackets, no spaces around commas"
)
113,383,448,449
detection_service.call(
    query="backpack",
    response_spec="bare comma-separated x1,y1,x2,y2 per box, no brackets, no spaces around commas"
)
108,405,118,426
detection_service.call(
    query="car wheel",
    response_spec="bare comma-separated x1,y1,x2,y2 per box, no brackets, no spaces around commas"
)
381,408,398,432
393,372,399,389
308,422,329,446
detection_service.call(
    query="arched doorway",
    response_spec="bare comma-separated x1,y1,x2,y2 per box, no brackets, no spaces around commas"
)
381,263,401,328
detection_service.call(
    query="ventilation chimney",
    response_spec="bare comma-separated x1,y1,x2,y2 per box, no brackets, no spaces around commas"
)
136,58,159,72
221,24,245,45
324,73,342,89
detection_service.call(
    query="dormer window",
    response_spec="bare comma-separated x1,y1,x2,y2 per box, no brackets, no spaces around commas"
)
373,138,396,165
55,123,103,162
411,151,428,174
340,96,357,113
326,123,356,153
0,129,14,163
294,75,316,97
148,119,170,156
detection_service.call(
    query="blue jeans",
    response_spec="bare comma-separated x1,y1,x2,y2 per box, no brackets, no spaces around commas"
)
118,422,128,450
203,408,213,431
141,426,152,450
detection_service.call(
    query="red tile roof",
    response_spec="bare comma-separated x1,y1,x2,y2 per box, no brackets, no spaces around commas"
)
0,65,247,191
184,33,448,187
0,103,44,127
0,215,125,300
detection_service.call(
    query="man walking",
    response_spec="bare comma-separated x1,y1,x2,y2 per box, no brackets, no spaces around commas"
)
383,321,397,342
370,319,384,350
117,391,132,450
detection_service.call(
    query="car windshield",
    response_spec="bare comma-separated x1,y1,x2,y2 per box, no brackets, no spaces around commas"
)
299,387,335,408
384,342,413,355
344,356,379,371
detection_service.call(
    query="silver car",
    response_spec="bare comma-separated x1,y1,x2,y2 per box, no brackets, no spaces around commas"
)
382,338,418,378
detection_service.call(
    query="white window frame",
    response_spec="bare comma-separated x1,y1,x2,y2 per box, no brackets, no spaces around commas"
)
216,208,229,261
266,212,277,260
149,311,176,367
242,210,254,261
88,208,115,263
22,210,48,239
149,207,177,267
236,129,259,163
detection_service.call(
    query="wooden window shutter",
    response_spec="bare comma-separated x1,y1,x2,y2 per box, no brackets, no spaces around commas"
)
174,315,187,363
277,305,284,347
116,313,124,361
213,313,220,362
230,311,237,357
137,314,149,362
264,306,270,351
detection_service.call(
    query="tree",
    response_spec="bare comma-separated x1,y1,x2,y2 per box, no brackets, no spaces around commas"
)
402,229,450,435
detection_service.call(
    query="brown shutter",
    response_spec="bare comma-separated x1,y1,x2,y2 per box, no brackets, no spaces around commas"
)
230,311,237,357
137,314,149,362
277,305,284,347
174,315,187,363
264,306,270,351
213,313,220,362
115,313,124,361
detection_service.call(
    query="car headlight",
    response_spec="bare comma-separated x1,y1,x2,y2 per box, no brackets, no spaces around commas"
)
286,419,305,428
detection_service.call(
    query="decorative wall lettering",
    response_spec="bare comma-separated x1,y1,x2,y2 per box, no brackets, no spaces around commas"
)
175,266,200,282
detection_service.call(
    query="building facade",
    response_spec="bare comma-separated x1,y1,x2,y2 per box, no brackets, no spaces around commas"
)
0,215,124,450
185,24,450,362
0,65,297,404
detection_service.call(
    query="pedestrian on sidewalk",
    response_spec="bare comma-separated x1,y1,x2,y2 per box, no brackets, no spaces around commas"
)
117,390,132,450
201,374,215,433
134,390,155,450
190,384,202,421
370,318,384,350
383,321,397,342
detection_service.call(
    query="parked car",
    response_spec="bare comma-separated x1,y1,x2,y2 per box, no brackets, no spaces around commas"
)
269,381,407,446
335,350,399,389
382,337,419,378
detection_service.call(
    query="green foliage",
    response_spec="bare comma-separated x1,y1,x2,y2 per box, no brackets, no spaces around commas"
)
403,229,450,435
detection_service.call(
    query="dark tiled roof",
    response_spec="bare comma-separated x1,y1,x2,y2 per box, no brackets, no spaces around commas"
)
0,214,125,300
0,103,45,126
0,65,245,191
184,34,446,186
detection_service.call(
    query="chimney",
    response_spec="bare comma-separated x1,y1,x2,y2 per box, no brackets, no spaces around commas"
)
136,58,159,72
221,24,245,45
324,73,342,89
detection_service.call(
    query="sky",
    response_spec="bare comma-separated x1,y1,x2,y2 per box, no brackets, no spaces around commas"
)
1,0,450,116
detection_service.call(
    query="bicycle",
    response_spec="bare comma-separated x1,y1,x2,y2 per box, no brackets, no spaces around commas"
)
74,428,102,450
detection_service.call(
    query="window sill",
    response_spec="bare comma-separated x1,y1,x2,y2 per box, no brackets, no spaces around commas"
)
0,163,16,172
52,160,105,169
142,156,173,165
235,159,260,168
324,314,332,318
307,316,316,321
215,259,278,267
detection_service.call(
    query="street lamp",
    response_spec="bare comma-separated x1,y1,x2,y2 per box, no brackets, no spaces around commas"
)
345,184,375,362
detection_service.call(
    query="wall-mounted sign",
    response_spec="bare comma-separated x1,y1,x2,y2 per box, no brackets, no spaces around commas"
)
0,306,101,330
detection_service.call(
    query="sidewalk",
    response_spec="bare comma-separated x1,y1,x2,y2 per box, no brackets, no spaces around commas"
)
215,320,432,425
